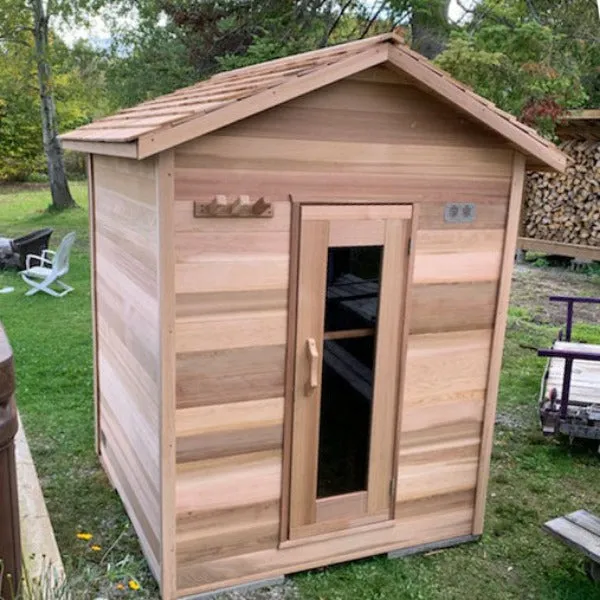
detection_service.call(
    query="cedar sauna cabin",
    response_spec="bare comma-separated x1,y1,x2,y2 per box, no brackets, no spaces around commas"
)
62,34,567,599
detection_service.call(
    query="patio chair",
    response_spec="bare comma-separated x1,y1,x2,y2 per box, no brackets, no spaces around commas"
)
20,232,76,297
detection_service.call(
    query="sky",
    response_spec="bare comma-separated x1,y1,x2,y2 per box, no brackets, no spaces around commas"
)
61,1,477,47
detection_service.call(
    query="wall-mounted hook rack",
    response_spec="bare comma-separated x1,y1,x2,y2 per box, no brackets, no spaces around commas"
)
194,195,273,218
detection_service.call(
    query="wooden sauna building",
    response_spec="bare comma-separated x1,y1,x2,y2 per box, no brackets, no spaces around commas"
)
61,34,567,599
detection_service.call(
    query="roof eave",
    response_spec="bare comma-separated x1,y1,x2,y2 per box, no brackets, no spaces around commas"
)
61,138,138,159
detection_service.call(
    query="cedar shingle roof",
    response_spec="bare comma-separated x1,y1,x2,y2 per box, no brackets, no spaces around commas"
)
61,33,567,171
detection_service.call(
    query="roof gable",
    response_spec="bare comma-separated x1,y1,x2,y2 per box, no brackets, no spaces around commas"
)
61,34,566,172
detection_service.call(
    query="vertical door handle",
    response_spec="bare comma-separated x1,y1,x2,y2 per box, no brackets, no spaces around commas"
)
306,338,319,391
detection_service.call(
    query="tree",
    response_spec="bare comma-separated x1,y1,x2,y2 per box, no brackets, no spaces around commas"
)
0,0,117,209
405,0,451,58
435,0,591,135
31,0,76,208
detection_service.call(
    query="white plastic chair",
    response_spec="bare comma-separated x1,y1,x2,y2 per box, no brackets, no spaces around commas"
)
20,232,76,297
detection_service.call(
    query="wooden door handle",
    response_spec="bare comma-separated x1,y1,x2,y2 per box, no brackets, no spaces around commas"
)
306,338,319,391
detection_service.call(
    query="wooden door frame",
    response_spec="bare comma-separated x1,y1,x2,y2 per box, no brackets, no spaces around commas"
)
279,200,415,544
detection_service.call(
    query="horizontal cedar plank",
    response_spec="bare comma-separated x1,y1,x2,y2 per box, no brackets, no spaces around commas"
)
400,395,485,440
176,513,280,564
415,229,505,254
176,450,282,516
349,65,412,84
404,329,493,405
176,345,285,409
176,397,284,462
216,104,507,148
175,231,289,262
416,200,508,230
176,397,284,438
400,420,484,456
410,281,498,334
176,289,287,318
174,168,511,199
177,499,279,536
282,76,492,130
302,204,412,220
177,424,283,463
176,136,513,178
175,499,473,593
175,257,289,295
413,250,503,285
396,446,480,502
395,489,475,520
412,228,504,285
175,310,287,353
173,198,291,234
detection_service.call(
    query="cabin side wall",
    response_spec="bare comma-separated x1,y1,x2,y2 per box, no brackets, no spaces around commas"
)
172,67,514,596
92,155,163,579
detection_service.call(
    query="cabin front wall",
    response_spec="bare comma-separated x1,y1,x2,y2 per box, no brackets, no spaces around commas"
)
91,155,163,579
172,66,516,597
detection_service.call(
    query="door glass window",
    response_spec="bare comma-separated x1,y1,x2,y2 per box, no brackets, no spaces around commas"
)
317,246,383,498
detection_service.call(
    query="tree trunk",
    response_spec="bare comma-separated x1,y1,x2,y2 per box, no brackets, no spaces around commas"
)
31,0,76,210
411,0,451,59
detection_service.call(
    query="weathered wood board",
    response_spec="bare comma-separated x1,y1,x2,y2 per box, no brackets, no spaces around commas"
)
544,510,600,564
545,341,600,406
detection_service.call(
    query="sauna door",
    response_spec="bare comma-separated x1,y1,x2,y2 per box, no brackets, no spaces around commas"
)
288,204,412,540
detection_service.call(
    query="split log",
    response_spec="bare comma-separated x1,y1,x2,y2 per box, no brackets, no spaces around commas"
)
524,141,600,247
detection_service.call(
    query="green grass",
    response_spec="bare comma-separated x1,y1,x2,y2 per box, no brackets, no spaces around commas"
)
1,185,600,599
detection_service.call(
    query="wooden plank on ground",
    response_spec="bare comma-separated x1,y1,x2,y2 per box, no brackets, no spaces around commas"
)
544,512,600,563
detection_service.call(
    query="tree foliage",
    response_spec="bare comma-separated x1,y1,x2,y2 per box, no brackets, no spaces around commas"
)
436,0,597,134
0,0,598,184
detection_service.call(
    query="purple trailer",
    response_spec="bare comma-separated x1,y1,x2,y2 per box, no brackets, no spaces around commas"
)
538,296,600,449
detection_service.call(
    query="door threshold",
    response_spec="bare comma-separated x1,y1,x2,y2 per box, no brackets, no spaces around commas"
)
280,518,394,549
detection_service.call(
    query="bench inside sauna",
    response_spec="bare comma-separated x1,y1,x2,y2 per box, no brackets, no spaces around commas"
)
61,34,567,599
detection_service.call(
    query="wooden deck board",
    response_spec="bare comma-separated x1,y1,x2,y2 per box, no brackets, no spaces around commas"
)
544,510,600,564
545,341,600,406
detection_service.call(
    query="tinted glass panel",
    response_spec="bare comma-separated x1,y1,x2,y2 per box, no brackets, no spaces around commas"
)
325,247,382,332
316,245,382,498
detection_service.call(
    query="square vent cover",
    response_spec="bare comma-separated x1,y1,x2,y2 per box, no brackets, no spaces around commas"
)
444,203,476,223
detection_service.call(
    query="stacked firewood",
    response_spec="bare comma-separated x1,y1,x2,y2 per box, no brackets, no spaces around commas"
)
524,140,600,246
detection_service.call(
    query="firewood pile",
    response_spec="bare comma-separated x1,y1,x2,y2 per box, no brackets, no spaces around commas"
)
524,140,600,247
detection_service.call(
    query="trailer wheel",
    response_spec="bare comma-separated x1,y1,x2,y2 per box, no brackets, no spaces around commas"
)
585,560,600,582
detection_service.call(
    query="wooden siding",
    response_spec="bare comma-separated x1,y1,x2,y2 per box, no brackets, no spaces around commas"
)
94,155,162,579
173,68,511,596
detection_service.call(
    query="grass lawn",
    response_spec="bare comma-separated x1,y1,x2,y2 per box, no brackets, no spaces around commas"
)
1,184,600,599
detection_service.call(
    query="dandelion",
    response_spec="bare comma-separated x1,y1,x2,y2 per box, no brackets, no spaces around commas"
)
128,579,141,591
116,583,125,591
90,544,102,552
76,532,93,541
